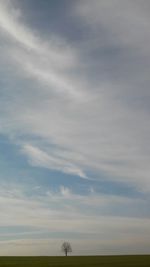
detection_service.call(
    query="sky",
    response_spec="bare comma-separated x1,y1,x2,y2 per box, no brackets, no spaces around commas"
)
0,0,150,256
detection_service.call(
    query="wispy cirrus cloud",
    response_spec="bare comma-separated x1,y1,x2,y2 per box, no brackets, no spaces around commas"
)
0,0,150,255
0,0,150,192
22,144,87,178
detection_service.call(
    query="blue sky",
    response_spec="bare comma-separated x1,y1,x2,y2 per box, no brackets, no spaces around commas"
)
0,0,150,255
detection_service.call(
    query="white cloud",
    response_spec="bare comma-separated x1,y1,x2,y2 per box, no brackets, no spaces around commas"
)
0,0,150,194
22,144,87,178
1,0,150,255
0,184,149,255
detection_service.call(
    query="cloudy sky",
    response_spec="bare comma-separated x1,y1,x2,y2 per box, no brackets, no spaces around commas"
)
0,0,150,255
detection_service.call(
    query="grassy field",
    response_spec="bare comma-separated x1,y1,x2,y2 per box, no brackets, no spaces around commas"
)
0,255,150,267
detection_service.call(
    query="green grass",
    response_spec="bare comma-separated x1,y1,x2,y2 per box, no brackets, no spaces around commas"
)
0,255,150,267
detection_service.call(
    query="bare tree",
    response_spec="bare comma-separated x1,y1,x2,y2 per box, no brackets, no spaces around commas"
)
61,241,72,256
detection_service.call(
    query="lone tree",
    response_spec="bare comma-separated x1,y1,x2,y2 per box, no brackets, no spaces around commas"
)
61,241,72,256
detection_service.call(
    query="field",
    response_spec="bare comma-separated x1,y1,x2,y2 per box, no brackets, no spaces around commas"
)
0,255,150,267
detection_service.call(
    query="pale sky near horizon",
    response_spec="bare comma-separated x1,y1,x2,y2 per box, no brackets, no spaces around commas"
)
0,0,150,255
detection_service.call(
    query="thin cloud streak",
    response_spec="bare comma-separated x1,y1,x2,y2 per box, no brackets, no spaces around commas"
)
22,144,87,178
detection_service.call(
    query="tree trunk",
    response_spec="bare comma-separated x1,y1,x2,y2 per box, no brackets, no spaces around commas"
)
65,251,67,256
